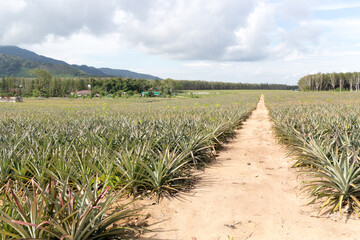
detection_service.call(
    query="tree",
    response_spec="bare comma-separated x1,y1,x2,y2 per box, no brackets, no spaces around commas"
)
338,72,345,92
153,79,161,91
355,73,360,92
329,73,336,90
314,73,322,91
164,78,175,93
30,68,52,83
350,74,354,92
30,68,52,97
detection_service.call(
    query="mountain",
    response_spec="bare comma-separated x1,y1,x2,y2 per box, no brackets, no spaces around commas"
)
99,68,161,80
71,64,109,77
0,53,88,77
0,46,161,79
0,46,67,65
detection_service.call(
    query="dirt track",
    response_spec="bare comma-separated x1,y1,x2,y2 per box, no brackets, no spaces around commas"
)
140,94,360,240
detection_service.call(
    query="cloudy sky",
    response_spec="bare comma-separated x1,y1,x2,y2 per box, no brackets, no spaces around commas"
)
1,0,360,84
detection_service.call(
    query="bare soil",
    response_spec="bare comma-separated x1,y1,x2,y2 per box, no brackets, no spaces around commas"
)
138,94,360,240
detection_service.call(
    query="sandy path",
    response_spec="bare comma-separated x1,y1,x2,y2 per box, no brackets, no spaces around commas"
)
140,94,360,240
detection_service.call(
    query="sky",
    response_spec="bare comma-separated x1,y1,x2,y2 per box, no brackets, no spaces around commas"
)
1,0,360,85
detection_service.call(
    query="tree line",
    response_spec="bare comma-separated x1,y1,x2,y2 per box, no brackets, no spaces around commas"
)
298,72,360,91
177,80,296,90
0,69,297,97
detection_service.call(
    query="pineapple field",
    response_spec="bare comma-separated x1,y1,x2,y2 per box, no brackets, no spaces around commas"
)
0,91,259,239
267,91,360,215
1,90,360,239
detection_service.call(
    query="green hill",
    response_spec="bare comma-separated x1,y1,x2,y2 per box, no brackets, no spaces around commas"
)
99,68,161,80
0,46,161,79
0,53,89,77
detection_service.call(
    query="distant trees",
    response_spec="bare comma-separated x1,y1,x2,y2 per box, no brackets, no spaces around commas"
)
90,78,152,95
298,72,360,91
0,76,297,98
176,80,296,90
0,75,90,97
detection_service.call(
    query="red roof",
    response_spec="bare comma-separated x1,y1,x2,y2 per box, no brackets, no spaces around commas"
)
75,90,91,95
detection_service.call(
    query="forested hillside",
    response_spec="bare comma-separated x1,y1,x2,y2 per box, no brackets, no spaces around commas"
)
0,46,161,79
0,54,88,77
99,68,161,80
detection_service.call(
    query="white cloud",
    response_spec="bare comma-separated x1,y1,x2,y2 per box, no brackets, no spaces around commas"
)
183,62,212,67
0,0,26,12
1,0,360,84
21,31,124,66
278,0,312,21
224,2,275,61
115,0,263,61
0,0,278,62
313,1,360,11
0,0,117,44
272,22,323,59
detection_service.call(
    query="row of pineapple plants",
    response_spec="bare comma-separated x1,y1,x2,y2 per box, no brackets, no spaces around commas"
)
266,91,360,216
0,91,259,239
